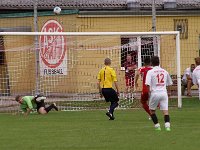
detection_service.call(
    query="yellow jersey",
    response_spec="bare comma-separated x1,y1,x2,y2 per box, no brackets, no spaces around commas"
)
97,66,117,88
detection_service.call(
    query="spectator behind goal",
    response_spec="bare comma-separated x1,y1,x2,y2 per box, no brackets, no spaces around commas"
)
192,57,200,100
182,64,195,96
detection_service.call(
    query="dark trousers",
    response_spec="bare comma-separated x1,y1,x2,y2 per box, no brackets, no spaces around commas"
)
102,88,119,115
109,101,119,115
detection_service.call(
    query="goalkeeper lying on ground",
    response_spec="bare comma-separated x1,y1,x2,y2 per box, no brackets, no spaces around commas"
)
15,94,58,116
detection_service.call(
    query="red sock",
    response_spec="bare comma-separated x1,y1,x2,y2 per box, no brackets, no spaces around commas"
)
142,103,151,116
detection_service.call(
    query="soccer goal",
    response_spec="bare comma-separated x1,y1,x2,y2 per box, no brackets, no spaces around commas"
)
0,31,181,112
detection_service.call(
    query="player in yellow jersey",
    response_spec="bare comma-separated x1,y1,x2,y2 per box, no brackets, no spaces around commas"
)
97,58,119,120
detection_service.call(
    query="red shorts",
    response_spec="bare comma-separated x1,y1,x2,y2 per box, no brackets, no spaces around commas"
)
140,91,149,104
125,76,135,87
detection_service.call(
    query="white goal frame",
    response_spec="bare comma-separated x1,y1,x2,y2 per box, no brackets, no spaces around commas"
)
0,31,182,108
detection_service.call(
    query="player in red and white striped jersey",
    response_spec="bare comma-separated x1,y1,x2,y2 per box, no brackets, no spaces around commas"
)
135,57,152,118
145,56,173,131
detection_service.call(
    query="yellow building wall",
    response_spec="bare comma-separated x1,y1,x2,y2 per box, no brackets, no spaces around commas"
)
0,13,199,94
75,15,199,92
3,36,35,94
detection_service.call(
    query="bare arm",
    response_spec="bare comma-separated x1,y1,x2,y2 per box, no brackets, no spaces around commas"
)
186,74,192,81
114,81,119,96
97,80,103,97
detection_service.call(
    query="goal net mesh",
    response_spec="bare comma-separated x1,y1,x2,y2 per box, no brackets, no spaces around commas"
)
0,33,178,112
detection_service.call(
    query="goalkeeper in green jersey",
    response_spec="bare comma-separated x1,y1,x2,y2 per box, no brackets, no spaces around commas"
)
15,95,58,116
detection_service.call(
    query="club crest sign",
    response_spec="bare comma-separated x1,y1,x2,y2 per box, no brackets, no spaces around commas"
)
39,20,67,75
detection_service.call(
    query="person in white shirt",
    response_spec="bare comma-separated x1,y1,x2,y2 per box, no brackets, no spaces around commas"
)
145,56,173,131
182,64,196,96
192,57,200,100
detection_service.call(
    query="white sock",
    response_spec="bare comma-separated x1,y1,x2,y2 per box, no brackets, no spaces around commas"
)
165,122,170,128
155,123,160,128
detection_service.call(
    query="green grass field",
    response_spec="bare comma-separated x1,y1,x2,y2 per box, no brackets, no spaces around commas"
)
0,98,200,150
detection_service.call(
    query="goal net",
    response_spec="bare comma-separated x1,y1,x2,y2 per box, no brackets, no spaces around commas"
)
0,31,181,113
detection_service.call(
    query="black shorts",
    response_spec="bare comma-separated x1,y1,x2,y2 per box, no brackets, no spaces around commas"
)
102,88,119,102
36,100,45,111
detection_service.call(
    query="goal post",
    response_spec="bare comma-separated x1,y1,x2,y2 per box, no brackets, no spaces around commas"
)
0,31,182,112
176,32,182,108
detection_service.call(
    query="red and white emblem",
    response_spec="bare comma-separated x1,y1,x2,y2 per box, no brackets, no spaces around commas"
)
39,20,67,75
40,20,66,68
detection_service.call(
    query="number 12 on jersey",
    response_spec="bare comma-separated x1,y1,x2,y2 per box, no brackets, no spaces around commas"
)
156,73,164,83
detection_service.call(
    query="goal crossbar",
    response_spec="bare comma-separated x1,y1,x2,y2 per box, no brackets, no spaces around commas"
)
0,31,179,36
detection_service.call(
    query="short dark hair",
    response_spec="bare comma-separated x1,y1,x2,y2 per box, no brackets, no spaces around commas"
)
144,57,151,65
195,57,200,66
104,58,111,65
15,95,21,102
190,64,195,68
151,56,160,66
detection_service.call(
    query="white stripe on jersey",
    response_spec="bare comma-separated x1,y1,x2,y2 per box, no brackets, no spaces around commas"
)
192,65,200,85
145,66,173,93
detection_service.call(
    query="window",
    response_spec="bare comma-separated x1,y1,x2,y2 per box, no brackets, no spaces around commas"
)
141,37,154,66
174,19,188,39
121,37,137,68
121,36,155,68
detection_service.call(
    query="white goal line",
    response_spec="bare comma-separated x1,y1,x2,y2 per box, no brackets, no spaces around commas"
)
0,31,179,36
